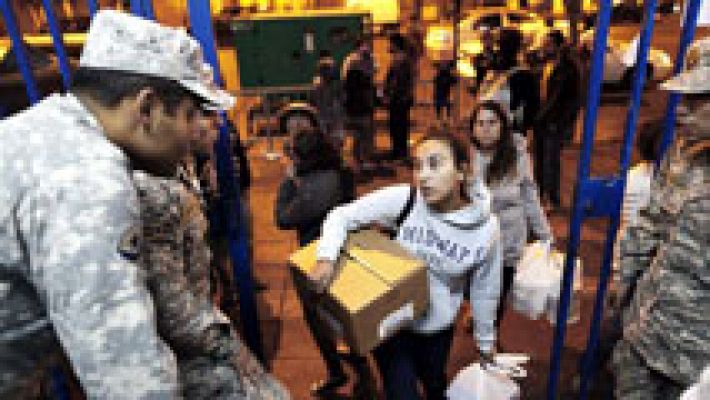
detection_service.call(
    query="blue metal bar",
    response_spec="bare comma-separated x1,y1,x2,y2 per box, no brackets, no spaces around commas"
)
41,0,72,90
0,0,41,104
546,0,613,398
141,0,155,21
657,0,702,166
130,0,143,16
187,0,265,362
87,0,99,18
577,5,657,397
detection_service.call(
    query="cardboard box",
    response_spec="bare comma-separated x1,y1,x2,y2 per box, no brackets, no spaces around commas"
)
289,229,429,354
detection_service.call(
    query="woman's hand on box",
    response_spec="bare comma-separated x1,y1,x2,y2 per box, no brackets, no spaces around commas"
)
312,259,336,293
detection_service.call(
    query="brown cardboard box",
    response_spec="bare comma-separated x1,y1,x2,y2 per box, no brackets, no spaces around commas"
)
289,229,429,354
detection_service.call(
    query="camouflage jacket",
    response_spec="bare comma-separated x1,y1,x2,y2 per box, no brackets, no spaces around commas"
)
0,94,179,399
134,171,290,400
620,134,709,385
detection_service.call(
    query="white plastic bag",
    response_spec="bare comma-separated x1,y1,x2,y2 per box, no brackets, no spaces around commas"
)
511,241,561,319
447,363,520,400
545,253,583,326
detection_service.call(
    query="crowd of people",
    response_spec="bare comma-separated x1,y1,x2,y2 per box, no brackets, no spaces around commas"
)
0,8,707,400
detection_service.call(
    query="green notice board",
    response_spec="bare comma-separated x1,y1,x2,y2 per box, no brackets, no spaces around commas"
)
230,11,369,89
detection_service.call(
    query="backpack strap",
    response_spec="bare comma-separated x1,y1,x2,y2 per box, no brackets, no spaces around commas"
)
390,185,416,238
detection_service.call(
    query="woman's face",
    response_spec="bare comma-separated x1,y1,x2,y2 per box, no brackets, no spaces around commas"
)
473,108,502,150
414,139,466,211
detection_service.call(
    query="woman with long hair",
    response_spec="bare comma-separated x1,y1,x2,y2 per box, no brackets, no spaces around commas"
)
468,100,552,326
312,127,502,399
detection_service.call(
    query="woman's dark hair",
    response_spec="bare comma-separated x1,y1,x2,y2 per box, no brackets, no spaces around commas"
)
413,125,471,199
413,125,471,171
291,127,341,175
636,120,664,162
70,67,206,115
469,100,517,184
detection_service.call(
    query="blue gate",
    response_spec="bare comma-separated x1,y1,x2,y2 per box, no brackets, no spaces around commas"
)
547,0,704,399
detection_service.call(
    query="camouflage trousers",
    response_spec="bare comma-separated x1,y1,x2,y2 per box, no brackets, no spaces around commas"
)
179,354,289,400
612,339,685,400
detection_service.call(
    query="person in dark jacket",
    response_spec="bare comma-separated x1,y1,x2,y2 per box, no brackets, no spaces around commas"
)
534,30,582,209
434,60,457,120
342,38,377,179
311,51,345,150
384,33,415,161
498,29,540,135
274,127,373,398
472,28,498,94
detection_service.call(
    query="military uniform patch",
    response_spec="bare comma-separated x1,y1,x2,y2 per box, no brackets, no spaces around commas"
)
117,226,140,261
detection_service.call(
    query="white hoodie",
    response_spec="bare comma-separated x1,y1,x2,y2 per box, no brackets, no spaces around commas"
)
317,183,502,352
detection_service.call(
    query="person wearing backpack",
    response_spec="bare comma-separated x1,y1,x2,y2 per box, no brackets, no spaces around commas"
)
312,127,502,399
476,29,540,135
274,127,372,397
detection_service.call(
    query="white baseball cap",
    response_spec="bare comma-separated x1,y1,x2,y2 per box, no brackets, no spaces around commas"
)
79,10,234,111
660,37,710,94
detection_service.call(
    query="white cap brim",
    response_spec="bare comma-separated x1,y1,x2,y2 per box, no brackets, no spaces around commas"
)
179,79,235,111
660,67,710,94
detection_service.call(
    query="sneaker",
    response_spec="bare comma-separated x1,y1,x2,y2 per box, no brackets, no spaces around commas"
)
352,371,377,400
310,374,348,397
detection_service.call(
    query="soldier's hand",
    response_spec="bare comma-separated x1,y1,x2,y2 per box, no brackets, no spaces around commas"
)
312,259,336,294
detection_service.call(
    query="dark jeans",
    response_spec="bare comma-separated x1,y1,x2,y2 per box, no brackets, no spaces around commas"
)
533,124,566,206
373,328,455,400
348,114,375,167
495,265,517,328
293,274,369,379
388,105,411,160
434,97,451,119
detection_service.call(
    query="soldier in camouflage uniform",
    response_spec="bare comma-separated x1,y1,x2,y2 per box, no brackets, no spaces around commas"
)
0,10,233,398
612,37,710,399
133,112,289,399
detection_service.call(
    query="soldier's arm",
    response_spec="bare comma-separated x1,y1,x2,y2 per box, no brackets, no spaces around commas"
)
136,176,236,360
618,203,661,288
19,165,179,399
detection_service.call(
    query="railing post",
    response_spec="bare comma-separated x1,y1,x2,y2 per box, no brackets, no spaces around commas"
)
576,0,658,397
0,0,40,104
546,0,613,398
187,0,265,362
141,0,155,21
41,0,72,90
87,0,99,18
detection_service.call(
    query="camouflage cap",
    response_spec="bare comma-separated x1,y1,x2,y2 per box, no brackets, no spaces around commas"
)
661,37,710,94
79,10,234,111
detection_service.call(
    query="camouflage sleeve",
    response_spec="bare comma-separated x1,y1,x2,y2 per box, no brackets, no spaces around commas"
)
137,176,290,399
19,164,179,399
618,204,661,288
136,177,233,360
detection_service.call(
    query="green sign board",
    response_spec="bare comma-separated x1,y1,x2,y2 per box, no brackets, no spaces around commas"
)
230,11,369,89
